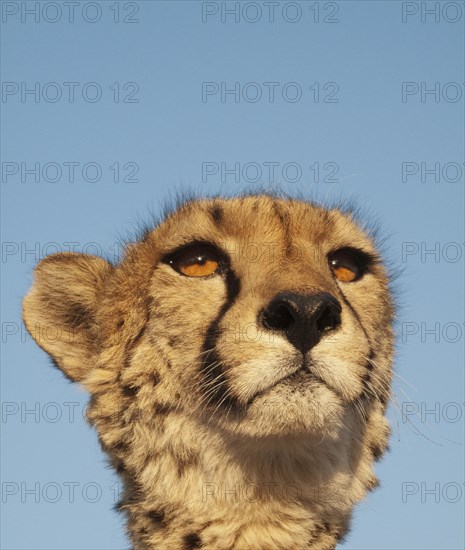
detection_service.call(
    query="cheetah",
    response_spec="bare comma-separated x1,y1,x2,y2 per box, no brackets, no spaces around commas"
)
23,194,394,549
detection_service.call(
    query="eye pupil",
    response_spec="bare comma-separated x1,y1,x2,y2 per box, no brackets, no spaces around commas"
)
328,248,367,283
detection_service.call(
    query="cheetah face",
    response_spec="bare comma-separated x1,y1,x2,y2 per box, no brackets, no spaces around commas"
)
146,197,393,437
23,195,394,439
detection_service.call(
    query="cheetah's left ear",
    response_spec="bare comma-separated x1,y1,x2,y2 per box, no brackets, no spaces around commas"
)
23,252,113,383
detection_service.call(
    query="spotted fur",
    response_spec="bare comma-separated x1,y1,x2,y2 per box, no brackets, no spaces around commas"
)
23,194,394,549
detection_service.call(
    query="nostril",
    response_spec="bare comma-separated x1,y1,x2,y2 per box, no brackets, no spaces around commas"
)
316,305,341,334
262,304,295,331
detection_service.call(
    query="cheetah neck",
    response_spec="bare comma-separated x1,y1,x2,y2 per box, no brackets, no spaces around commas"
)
115,411,378,549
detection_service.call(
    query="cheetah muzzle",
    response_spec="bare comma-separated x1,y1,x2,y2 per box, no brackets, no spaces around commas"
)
23,194,394,549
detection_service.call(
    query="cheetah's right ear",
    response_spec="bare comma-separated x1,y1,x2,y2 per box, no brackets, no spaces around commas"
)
23,252,113,383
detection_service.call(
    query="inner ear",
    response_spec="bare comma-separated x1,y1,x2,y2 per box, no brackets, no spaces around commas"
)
23,252,113,382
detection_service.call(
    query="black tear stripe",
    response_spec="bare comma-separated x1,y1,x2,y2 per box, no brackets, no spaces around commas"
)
334,287,380,401
200,268,241,410
334,287,374,360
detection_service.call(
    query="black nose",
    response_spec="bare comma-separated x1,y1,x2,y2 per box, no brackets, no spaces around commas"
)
260,292,342,353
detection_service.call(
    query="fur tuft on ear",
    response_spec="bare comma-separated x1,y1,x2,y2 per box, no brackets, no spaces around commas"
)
23,252,113,382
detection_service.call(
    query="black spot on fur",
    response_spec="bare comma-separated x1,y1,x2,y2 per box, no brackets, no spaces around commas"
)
147,509,167,527
322,521,331,532
114,440,130,452
309,521,330,542
116,319,125,329
176,451,200,477
167,335,181,347
362,371,371,384
122,384,138,397
154,402,174,415
184,532,202,549
210,205,223,226
63,302,92,330
150,371,160,385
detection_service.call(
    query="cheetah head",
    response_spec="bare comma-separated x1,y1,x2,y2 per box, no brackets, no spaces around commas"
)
23,194,395,547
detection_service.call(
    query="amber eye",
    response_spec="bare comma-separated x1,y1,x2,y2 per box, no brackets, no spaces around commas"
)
328,248,368,283
331,264,358,282
167,244,222,278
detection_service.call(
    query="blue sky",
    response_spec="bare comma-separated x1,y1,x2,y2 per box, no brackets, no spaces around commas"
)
1,1,464,548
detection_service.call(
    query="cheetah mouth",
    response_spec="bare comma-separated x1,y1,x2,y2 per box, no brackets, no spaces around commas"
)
246,359,323,406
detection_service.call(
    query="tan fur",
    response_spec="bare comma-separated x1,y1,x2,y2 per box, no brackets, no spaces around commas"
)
23,195,394,549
